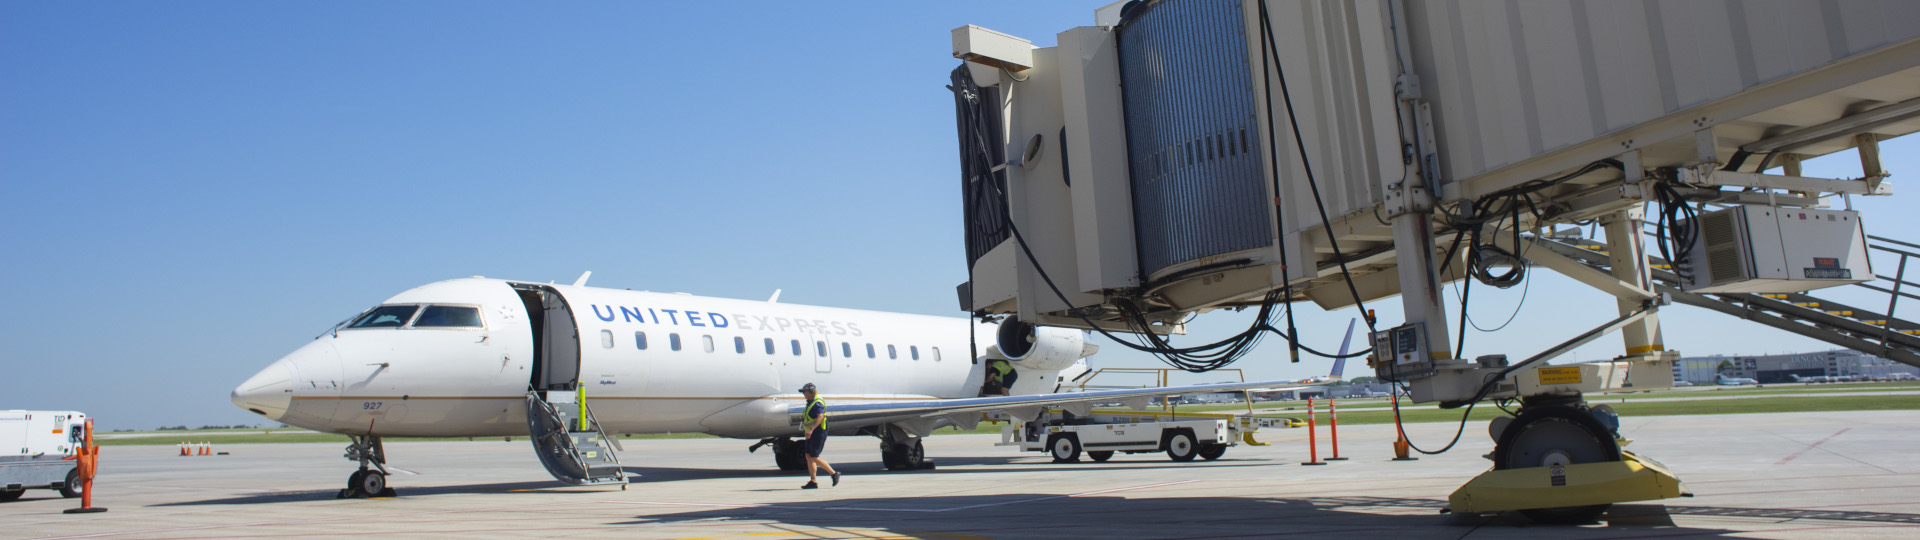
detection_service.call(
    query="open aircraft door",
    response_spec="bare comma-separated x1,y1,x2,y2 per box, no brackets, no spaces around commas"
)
513,284,581,394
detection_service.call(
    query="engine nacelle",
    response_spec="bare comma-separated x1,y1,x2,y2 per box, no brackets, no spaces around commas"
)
995,318,1093,371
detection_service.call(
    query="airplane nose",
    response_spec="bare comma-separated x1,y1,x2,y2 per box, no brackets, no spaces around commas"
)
232,362,295,421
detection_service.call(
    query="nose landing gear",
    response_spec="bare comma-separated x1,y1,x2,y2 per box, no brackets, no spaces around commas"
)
339,435,397,499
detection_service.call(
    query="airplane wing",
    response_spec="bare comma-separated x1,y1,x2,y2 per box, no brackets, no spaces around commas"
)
801,379,1316,438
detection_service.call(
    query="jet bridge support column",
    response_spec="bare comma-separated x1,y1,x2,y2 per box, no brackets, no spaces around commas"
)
1602,207,1677,390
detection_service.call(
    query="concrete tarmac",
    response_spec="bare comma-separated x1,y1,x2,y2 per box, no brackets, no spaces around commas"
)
3,410,1916,539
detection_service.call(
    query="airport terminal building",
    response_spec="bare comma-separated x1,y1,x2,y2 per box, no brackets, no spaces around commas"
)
1675,349,1920,384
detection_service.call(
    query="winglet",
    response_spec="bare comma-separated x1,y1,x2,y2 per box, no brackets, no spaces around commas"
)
768,289,782,303
572,271,592,287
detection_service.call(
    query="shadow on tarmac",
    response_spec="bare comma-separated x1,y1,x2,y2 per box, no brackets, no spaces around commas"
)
597,494,1770,539
625,455,1273,483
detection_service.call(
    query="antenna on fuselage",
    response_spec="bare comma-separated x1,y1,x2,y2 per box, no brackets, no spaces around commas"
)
572,271,592,287
767,289,782,303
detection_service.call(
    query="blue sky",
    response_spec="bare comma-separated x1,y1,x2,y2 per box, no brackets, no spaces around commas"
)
3,2,1916,430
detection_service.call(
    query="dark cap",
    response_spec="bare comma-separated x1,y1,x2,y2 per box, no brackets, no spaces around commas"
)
800,383,817,393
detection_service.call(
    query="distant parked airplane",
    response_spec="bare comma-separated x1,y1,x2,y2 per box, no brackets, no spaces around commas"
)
1716,374,1760,386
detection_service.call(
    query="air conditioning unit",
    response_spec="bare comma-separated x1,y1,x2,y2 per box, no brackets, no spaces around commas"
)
1683,206,1871,294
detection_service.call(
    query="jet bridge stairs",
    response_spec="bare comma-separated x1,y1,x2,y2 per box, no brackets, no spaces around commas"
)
527,390,628,488
1530,233,1920,369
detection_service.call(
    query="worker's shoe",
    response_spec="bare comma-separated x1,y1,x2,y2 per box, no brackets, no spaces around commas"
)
801,481,818,489
831,472,841,486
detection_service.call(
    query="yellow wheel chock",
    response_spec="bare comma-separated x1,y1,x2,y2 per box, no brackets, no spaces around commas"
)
1448,451,1689,514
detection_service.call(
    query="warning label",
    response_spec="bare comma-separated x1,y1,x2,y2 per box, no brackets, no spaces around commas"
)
1538,366,1584,386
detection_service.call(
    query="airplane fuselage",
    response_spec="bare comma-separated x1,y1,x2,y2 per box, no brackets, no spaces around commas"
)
233,278,1038,439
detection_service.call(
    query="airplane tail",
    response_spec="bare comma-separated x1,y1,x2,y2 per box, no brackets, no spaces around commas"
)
1329,318,1356,380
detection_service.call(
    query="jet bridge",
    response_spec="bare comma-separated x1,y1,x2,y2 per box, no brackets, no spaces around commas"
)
948,0,1920,522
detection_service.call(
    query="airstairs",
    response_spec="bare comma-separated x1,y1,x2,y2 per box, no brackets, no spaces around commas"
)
526,389,628,487
1529,233,1920,368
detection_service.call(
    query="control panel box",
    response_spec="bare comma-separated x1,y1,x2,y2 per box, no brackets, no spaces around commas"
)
1684,206,1871,294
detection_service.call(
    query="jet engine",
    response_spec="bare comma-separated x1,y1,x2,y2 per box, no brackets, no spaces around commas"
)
995,318,1094,371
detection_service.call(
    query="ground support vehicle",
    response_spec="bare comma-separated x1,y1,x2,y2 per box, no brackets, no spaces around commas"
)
999,409,1279,463
1,411,88,501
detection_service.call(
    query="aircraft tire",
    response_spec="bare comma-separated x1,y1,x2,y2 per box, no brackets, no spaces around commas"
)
775,440,806,471
1164,429,1198,462
1048,434,1081,463
883,439,925,471
58,469,82,499
354,470,387,498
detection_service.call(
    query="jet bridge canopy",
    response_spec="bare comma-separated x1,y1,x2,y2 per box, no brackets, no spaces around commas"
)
953,0,1920,332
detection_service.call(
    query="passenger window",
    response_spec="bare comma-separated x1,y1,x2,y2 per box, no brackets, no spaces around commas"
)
887,345,897,359
866,344,875,358
791,340,802,356
670,333,682,351
600,330,614,349
931,347,941,361
841,342,852,358
414,305,482,328
815,341,827,357
911,346,920,360
348,305,418,328
703,335,715,353
734,336,746,354
765,338,775,355
636,332,648,350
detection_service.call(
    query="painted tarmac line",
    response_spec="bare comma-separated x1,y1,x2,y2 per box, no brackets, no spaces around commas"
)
1581,522,1920,539
112,485,277,493
1686,471,1919,485
1776,427,1852,465
32,501,588,540
1687,483,1920,498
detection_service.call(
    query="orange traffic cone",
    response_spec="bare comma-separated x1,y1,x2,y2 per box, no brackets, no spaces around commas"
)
179,442,188,457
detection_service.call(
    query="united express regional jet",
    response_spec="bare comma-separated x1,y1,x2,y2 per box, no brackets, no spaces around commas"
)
231,276,1292,497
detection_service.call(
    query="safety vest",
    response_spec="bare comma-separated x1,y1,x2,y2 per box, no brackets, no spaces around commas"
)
990,359,1011,376
806,397,827,430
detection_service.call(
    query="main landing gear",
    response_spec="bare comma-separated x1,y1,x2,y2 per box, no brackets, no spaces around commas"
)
880,437,930,471
340,435,397,499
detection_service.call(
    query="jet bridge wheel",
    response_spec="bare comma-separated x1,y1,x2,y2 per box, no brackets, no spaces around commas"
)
1493,405,1622,524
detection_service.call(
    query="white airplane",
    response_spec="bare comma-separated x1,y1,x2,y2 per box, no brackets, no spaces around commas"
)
1716,374,1760,386
231,276,1302,497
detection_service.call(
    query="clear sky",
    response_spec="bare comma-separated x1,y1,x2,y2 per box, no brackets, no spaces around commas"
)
4,2,1916,430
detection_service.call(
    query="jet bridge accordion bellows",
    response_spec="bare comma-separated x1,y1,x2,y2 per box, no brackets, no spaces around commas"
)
1116,0,1271,279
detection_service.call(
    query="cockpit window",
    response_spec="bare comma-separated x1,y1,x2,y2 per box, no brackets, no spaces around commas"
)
348,305,419,328
414,305,482,328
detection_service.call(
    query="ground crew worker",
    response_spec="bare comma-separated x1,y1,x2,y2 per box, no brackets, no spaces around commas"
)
799,383,839,489
989,359,1017,396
